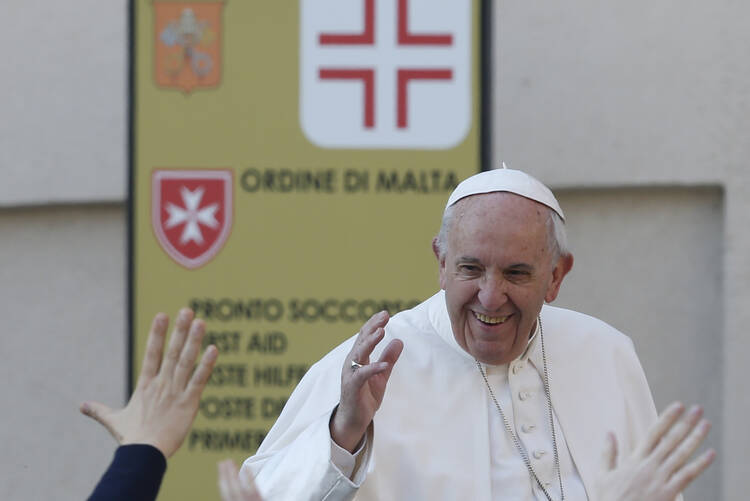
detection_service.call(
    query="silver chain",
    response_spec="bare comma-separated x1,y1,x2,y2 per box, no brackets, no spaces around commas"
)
475,316,565,501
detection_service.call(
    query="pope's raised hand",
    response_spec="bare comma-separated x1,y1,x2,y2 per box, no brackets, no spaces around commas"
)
330,310,404,452
595,402,715,501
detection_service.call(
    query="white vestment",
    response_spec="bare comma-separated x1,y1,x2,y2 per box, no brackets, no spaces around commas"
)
241,291,659,500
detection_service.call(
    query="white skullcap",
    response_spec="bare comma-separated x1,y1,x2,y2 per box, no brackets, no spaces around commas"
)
445,166,565,221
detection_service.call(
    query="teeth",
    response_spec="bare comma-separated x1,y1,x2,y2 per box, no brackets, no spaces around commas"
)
474,312,509,325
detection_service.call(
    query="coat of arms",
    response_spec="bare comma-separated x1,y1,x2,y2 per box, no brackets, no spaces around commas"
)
153,1,226,93
152,169,233,269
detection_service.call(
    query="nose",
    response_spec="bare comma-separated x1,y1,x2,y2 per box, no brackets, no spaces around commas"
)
477,272,508,311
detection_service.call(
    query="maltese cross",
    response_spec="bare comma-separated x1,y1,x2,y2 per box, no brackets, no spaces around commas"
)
164,186,219,245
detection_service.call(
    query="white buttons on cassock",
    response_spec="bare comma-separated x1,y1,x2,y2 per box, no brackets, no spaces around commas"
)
533,450,546,459
512,362,524,374
519,391,532,401
521,423,536,433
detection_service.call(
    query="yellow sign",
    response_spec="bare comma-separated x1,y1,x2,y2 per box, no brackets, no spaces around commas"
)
131,0,487,498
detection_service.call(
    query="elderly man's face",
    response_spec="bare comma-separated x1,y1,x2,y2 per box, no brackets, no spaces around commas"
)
434,192,572,365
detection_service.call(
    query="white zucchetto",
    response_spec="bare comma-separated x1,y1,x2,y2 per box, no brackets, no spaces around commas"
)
445,166,565,221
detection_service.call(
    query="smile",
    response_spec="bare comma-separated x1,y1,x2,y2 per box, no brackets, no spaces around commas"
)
473,312,510,325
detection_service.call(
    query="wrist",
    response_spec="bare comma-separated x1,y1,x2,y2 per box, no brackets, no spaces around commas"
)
329,406,368,453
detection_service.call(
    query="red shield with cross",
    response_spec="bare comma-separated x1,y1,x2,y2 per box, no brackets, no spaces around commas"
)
152,170,233,269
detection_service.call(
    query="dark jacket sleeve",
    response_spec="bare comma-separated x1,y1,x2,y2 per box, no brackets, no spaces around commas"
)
87,444,167,501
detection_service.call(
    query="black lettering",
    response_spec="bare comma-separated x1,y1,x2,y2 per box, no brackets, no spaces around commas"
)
199,397,256,419
245,331,287,354
207,364,248,387
240,168,261,192
261,397,287,419
375,169,458,193
188,428,267,452
252,364,308,387
188,298,284,322
202,331,241,353
239,168,336,194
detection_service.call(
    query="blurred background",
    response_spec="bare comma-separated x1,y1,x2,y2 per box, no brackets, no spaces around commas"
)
1,0,747,499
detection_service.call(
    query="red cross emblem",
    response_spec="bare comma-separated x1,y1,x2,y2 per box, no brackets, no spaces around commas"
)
152,170,233,269
300,0,472,148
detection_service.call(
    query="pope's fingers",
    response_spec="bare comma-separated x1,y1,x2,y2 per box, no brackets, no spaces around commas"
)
348,340,403,388
138,313,169,384
375,338,404,367
637,401,685,458
349,327,386,367
349,361,392,387
353,311,389,346
160,308,194,378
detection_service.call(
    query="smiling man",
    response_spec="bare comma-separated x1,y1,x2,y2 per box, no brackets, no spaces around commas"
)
241,168,713,500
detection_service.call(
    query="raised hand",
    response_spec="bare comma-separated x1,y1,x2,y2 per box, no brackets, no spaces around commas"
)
330,310,404,452
218,459,263,501
595,402,715,501
80,309,218,458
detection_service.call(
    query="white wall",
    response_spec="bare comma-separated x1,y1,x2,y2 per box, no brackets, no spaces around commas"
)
0,1,128,499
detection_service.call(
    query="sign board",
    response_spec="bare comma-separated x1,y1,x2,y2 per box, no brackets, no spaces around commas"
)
130,0,488,497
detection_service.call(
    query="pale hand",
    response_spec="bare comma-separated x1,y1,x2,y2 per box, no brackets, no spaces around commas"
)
330,310,404,452
80,309,218,458
218,459,263,501
594,402,715,501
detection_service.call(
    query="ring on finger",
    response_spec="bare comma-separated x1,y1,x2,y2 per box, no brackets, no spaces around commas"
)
351,360,364,370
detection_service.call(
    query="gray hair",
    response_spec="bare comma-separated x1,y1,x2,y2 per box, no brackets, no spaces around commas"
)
435,200,570,261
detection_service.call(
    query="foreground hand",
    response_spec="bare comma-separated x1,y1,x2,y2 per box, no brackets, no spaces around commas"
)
218,459,262,501
595,402,715,501
80,309,218,458
330,310,404,452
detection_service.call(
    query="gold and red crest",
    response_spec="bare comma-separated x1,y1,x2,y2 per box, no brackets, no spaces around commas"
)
153,0,226,93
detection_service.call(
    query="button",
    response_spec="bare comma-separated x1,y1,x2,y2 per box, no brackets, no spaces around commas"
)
519,391,532,401
512,362,524,374
544,482,552,488
533,450,546,459
521,424,536,433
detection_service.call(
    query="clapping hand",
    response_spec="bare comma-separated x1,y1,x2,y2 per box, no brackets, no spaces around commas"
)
595,402,715,501
80,309,218,458
218,459,263,501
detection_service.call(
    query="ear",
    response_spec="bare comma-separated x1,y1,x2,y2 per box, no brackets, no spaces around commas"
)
544,253,574,303
432,237,447,290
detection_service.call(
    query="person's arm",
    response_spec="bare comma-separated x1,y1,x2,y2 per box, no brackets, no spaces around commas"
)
86,444,167,501
329,310,403,452
82,309,218,501
594,401,715,501
241,311,402,500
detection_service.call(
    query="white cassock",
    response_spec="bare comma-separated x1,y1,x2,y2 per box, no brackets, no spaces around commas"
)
241,291,661,500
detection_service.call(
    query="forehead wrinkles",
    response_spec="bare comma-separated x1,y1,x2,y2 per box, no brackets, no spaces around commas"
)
452,192,547,228
448,193,552,256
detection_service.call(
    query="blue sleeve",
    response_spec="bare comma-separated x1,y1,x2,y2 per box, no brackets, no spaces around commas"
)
87,444,167,501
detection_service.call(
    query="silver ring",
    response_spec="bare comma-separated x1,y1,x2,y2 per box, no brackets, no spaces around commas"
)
350,360,364,370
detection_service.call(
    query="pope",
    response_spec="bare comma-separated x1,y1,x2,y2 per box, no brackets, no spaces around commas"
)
241,167,714,500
